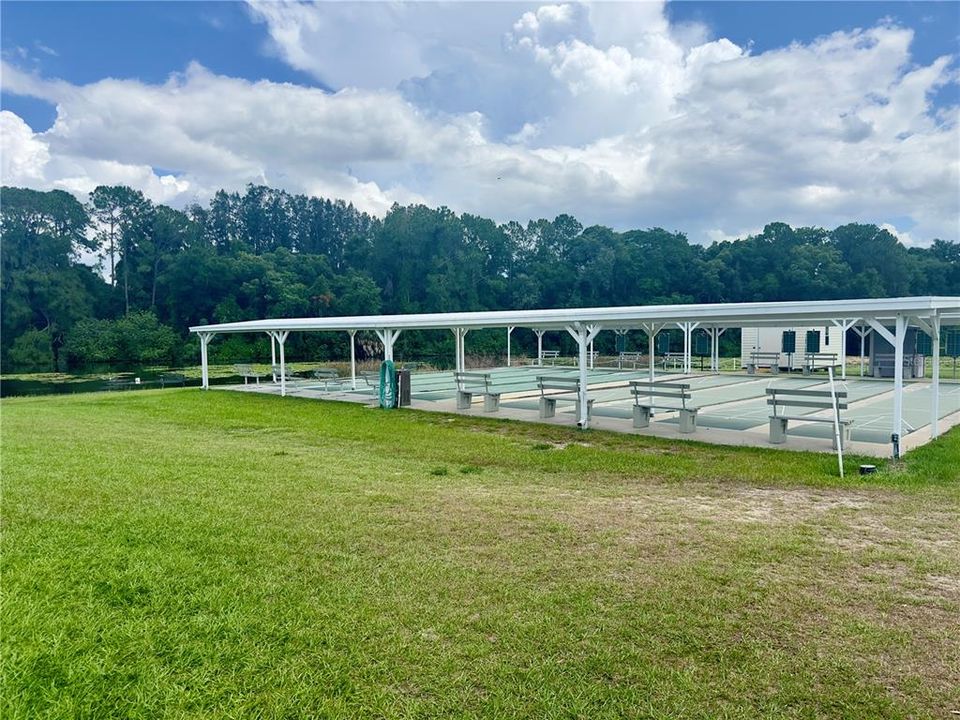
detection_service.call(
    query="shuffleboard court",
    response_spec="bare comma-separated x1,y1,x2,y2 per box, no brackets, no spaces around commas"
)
229,363,960,456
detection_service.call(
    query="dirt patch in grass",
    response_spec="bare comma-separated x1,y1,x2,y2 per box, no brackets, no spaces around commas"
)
421,478,960,712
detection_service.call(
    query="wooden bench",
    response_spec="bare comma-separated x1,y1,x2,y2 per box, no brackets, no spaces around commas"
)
766,386,852,449
629,381,697,433
618,351,644,369
454,371,501,412
311,368,344,391
661,352,685,371
537,350,561,366
271,364,299,384
802,353,840,376
537,376,593,420
360,370,380,390
746,351,781,375
234,363,265,385
159,373,186,388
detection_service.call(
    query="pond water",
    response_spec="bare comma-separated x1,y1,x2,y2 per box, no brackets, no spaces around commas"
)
1,353,463,398
0,372,236,398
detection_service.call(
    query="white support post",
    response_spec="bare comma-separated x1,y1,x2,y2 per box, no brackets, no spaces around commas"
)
892,314,905,453
566,323,602,429
451,328,460,372
349,330,357,390
831,318,858,380
450,328,468,372
199,332,215,390
915,314,942,439
642,323,660,382
931,314,941,439
678,322,690,373
376,329,400,363
535,329,545,365
709,328,717,373
678,322,701,373
200,333,208,389
507,326,514,367
642,322,661,413
649,328,655,381
711,327,727,373
274,330,289,397
589,338,595,369
840,320,848,379
853,324,869,377
868,316,905,456
270,332,277,382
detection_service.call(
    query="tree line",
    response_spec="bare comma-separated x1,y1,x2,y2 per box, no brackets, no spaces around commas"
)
2,184,958,371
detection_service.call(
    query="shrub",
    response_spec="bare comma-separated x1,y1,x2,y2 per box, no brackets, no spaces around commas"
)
114,311,177,364
63,319,118,366
8,328,54,370
63,311,179,366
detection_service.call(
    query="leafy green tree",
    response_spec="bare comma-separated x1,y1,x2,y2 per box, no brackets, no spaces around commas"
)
114,311,178,364
4,182,959,371
9,328,54,370
63,318,120,365
830,224,911,297
1,187,100,368
90,185,153,314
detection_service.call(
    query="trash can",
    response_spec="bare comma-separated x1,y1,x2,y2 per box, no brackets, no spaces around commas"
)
396,368,412,407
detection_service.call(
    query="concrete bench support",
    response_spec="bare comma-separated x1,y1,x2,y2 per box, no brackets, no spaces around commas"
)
630,381,697,434
634,405,698,433
769,416,788,444
539,397,556,418
456,390,473,410
769,415,853,449
678,408,698,434
484,394,501,412
633,405,652,428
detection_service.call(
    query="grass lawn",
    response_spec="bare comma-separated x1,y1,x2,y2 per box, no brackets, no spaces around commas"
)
2,390,959,718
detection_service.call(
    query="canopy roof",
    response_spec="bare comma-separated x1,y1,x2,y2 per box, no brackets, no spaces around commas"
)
191,296,960,335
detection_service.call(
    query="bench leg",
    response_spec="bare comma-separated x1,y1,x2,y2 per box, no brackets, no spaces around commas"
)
769,417,788,444
539,397,556,419
484,394,500,412
633,405,651,429
747,364,756,375
771,364,779,375
679,408,697,434
456,391,473,410
832,423,852,451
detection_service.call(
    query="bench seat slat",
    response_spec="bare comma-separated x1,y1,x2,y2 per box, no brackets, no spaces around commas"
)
629,381,691,391
766,388,847,398
768,399,848,410
632,390,691,399
778,414,853,424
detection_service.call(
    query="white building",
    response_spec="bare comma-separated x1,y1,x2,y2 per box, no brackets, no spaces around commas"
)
741,325,843,370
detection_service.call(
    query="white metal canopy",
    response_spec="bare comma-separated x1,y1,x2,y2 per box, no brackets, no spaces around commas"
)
191,296,959,335
190,296,960,456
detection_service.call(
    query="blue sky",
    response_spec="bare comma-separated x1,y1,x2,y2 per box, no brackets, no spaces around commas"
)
1,1,957,245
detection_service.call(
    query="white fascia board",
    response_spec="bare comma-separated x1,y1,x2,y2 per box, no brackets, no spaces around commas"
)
189,296,960,335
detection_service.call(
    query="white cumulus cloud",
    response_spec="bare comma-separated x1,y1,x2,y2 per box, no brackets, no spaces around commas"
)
0,2,956,246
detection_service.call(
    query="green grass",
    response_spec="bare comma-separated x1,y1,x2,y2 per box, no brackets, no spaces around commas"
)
3,390,959,719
